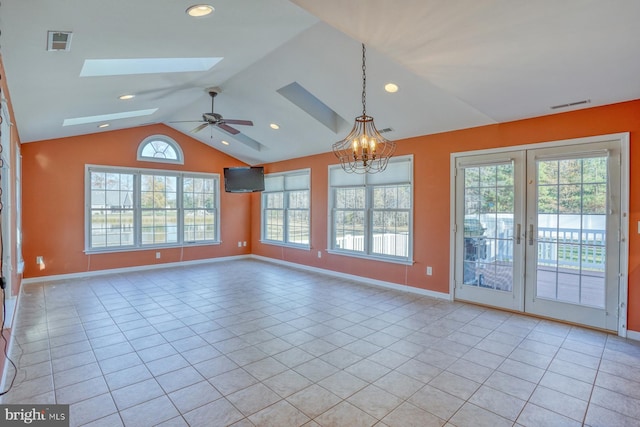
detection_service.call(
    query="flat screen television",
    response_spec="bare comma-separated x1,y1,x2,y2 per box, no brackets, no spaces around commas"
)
223,166,265,193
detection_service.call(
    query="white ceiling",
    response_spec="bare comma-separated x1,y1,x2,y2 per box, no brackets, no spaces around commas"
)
2,0,639,165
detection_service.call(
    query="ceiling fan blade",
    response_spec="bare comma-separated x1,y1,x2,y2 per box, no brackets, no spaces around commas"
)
224,119,253,126
217,123,240,135
191,123,209,133
169,120,206,123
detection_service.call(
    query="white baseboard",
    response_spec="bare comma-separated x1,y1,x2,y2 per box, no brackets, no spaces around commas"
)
21,254,450,301
20,255,251,285
0,295,19,395
626,329,640,342
251,255,451,300
2,297,16,330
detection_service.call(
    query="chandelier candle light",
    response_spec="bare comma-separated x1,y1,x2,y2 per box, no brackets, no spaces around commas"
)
333,43,396,173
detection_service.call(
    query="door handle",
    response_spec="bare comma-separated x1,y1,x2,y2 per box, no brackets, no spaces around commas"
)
516,224,521,244
528,224,534,245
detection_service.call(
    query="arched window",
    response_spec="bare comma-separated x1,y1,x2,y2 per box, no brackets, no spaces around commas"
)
137,135,184,164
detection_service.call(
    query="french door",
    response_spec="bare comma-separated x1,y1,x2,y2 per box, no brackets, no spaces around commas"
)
453,138,622,331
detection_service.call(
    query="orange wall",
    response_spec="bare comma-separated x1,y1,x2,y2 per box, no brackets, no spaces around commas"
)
253,100,640,332
17,99,640,332
21,124,252,278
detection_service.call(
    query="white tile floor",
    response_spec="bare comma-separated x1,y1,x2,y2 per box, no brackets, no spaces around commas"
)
2,259,639,426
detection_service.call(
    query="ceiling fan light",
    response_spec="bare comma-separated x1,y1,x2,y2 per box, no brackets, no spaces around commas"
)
186,4,215,17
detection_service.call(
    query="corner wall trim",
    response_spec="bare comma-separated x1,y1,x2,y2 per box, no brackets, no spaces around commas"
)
20,255,251,285
251,255,450,300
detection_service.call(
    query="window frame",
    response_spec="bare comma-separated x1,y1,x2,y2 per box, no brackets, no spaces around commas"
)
260,168,311,249
137,135,184,165
85,164,220,253
327,155,414,264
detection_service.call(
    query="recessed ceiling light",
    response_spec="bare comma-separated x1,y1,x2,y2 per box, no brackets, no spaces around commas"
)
221,140,229,146
97,123,109,128
186,4,214,17
385,83,399,93
270,123,280,130
119,94,135,100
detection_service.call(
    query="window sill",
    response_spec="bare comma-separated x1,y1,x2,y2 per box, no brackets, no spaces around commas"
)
85,241,221,255
326,249,414,266
259,240,310,251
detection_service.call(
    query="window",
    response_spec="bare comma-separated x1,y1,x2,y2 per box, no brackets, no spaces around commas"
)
137,135,184,164
140,173,178,245
261,169,310,247
86,166,219,251
183,176,217,242
329,156,413,263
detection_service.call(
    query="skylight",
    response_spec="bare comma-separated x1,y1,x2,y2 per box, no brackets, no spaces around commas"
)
63,109,158,126
79,57,223,77
277,82,347,133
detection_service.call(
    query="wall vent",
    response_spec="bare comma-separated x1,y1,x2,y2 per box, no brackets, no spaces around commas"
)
378,127,394,134
47,31,73,51
550,99,591,110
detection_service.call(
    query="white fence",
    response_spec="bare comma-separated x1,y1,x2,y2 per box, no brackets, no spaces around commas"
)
336,233,409,257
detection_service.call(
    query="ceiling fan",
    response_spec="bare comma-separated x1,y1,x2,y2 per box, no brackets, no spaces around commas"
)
173,88,253,135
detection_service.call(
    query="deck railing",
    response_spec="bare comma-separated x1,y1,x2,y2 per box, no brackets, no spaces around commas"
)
481,226,605,270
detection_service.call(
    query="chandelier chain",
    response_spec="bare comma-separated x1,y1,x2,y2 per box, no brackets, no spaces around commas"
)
361,43,366,116
332,42,396,174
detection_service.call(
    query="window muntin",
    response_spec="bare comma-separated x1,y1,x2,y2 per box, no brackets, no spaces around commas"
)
87,166,219,252
137,135,184,164
329,156,413,262
261,169,310,247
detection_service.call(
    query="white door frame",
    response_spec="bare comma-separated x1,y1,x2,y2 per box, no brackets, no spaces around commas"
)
0,100,12,297
450,132,629,337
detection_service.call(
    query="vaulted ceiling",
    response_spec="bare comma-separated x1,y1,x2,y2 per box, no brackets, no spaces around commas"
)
2,0,639,165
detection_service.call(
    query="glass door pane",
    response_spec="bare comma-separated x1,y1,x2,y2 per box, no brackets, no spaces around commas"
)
463,163,514,291
535,157,607,308
455,152,525,311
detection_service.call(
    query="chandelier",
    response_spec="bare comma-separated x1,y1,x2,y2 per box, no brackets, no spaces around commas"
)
332,43,396,174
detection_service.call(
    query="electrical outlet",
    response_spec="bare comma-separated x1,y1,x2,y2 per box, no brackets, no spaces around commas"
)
318,251,322,258
156,252,161,259
426,266,432,276
36,256,43,265
237,241,242,247
243,241,247,247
